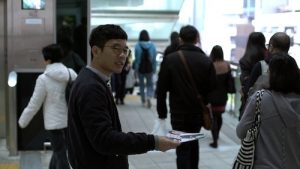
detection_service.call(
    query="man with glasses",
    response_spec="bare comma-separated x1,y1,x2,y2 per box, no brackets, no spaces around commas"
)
67,24,180,169
245,32,291,97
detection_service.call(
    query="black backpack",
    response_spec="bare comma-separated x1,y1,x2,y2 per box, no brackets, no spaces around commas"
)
138,46,153,74
65,68,73,104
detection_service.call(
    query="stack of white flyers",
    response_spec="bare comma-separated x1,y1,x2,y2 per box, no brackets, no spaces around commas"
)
166,130,205,142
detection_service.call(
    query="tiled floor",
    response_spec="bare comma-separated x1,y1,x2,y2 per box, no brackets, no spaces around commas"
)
0,94,241,169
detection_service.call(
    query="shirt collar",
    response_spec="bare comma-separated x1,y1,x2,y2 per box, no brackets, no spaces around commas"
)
86,65,110,83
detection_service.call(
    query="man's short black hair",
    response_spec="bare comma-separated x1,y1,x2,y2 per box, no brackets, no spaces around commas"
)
89,24,127,49
179,25,199,44
42,44,62,63
269,32,290,53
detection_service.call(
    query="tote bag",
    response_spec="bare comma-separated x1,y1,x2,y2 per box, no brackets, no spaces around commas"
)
232,90,264,169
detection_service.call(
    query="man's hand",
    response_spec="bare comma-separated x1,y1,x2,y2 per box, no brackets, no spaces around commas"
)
157,136,181,152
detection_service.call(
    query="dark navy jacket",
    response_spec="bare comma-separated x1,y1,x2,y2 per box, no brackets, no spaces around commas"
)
67,68,155,169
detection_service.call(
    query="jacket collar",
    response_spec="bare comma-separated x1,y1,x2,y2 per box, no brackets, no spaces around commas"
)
86,65,110,83
178,44,206,54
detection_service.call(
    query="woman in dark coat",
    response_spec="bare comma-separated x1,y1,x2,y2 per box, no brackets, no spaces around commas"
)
239,32,266,119
164,31,180,57
208,45,235,148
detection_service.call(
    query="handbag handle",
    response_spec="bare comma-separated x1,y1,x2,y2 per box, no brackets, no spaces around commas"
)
178,50,206,107
254,89,264,129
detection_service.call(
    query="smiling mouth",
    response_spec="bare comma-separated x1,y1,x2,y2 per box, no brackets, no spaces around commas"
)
116,62,124,66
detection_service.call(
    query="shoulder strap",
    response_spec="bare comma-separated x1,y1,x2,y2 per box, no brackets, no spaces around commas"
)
260,60,268,74
139,43,145,50
254,89,264,129
66,67,71,83
178,50,205,105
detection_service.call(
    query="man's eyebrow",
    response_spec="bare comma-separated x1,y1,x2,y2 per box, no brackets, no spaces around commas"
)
110,43,128,48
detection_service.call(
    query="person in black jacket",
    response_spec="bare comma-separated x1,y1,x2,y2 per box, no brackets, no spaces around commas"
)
67,24,180,169
59,37,86,74
164,31,180,57
73,17,88,64
245,32,291,98
156,25,217,169
113,53,130,105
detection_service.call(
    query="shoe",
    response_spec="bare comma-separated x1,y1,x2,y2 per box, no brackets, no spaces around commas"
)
209,142,218,148
146,99,151,108
120,99,124,105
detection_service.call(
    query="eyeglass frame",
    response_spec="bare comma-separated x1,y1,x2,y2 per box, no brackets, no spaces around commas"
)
103,45,130,56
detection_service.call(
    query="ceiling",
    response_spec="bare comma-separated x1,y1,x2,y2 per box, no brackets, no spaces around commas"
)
90,0,184,41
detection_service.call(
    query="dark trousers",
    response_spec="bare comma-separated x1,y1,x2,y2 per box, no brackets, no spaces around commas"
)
48,128,70,169
211,111,223,143
114,73,127,102
176,140,199,169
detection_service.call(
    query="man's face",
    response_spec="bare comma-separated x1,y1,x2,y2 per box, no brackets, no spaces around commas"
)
92,39,128,76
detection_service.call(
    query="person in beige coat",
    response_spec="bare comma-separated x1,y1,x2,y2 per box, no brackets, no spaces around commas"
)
18,44,77,169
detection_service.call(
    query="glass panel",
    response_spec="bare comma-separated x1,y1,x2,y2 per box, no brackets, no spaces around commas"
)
90,19,176,40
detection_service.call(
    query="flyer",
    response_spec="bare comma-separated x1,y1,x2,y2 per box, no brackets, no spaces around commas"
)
166,130,205,142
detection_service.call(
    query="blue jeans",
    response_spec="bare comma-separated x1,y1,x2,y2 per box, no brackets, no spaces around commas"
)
48,128,70,169
138,73,154,103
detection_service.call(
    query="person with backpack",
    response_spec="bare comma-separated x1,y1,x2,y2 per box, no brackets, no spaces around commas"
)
18,44,77,169
134,29,157,108
245,32,291,98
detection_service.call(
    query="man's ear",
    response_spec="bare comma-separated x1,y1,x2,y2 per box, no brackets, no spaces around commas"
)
92,46,103,59
91,46,98,56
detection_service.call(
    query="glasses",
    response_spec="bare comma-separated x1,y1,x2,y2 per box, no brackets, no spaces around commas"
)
104,45,130,56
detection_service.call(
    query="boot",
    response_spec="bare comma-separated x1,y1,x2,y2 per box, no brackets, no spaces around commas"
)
209,141,218,148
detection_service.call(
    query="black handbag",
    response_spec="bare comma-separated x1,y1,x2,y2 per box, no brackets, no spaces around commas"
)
232,89,264,169
65,68,73,103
